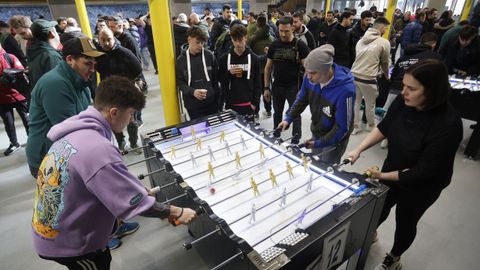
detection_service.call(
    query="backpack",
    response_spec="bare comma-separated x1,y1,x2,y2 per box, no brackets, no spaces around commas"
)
0,53,31,99
214,28,232,59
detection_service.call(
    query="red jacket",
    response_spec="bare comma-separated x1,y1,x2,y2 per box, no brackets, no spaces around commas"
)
0,47,25,104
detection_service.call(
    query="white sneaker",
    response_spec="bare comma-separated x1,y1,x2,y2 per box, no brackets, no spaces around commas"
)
351,125,362,135
380,139,388,149
374,253,402,270
365,123,376,132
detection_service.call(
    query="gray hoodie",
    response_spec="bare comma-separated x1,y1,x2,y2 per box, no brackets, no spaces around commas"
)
351,28,391,81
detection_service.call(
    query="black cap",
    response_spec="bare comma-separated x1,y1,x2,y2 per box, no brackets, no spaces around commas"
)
62,37,104,58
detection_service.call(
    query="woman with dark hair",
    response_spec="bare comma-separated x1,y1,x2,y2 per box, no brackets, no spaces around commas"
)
346,59,463,270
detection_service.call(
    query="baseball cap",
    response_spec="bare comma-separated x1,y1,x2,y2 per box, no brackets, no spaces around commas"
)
62,36,105,58
31,19,57,37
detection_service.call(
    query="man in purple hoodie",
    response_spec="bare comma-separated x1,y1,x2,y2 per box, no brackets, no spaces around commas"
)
32,76,196,269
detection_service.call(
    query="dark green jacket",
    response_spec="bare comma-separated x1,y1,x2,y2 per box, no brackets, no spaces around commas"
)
27,39,63,87
26,61,91,170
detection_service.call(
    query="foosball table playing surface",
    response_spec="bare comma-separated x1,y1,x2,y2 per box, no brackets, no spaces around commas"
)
140,111,388,270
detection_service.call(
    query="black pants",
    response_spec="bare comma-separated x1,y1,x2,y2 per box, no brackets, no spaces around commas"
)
272,85,301,140
115,114,139,146
147,44,157,72
311,136,350,165
40,248,111,270
254,74,272,115
0,101,29,145
377,185,442,257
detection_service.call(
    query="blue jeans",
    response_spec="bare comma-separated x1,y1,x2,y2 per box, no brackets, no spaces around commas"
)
140,47,150,69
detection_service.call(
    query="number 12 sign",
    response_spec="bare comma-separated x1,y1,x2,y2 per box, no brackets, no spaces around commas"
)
320,222,350,270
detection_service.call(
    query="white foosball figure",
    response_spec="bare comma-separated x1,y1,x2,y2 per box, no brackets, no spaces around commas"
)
208,145,215,161
249,203,256,223
190,151,197,168
280,187,287,207
240,135,247,150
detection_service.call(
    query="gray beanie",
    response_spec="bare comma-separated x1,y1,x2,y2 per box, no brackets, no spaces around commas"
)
304,44,335,73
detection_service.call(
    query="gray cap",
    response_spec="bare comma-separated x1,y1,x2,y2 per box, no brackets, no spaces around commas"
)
304,44,335,73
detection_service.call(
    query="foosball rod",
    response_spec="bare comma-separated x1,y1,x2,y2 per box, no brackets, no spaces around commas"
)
171,126,286,167
126,156,156,167
160,127,239,153
183,228,221,250
137,167,167,180
227,168,333,227
208,156,305,208
160,117,253,154
192,135,295,190
253,179,359,250
210,251,244,270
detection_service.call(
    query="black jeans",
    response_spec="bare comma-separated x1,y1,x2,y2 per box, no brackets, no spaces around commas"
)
147,44,157,72
40,248,111,270
115,113,140,146
0,101,29,145
311,136,350,165
377,185,442,257
272,85,301,140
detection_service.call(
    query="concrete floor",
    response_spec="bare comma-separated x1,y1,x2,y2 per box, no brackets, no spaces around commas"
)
0,69,479,270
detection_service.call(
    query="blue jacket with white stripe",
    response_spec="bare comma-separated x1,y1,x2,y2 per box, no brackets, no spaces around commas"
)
284,64,355,148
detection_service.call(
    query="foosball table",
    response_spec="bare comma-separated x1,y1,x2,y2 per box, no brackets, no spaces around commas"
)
138,111,388,270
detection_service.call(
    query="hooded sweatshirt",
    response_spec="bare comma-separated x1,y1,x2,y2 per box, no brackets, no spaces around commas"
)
176,48,220,112
218,46,261,108
295,24,316,50
27,39,63,87
26,61,91,171
351,28,391,81
32,106,156,257
390,43,442,93
285,64,355,148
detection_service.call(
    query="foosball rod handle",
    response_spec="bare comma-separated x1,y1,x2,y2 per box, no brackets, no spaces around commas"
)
170,208,204,227
137,167,167,180
183,227,221,250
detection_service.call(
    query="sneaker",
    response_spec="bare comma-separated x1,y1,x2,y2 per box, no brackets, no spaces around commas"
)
374,253,402,270
118,141,126,152
380,139,388,149
114,221,139,238
262,111,272,118
107,237,121,250
351,125,362,135
130,144,143,155
254,113,260,120
4,143,20,156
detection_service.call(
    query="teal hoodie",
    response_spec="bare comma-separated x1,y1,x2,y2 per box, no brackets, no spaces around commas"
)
26,61,91,171
27,39,63,87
